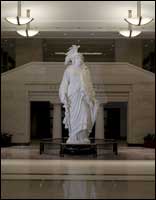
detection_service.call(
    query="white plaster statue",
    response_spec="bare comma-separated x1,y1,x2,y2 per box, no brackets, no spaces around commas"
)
59,45,99,144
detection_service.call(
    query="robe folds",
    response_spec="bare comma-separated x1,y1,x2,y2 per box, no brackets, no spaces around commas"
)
59,64,99,137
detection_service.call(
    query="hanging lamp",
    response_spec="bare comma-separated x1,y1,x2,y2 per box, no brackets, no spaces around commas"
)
5,1,33,25
124,1,153,26
119,10,141,38
17,9,39,37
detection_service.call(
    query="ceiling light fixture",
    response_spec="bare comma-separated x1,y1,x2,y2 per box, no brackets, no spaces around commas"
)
17,9,39,37
124,1,153,26
5,1,33,25
119,10,141,38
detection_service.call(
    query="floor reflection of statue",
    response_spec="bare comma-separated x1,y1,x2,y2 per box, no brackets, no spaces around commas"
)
63,180,96,199
59,45,99,144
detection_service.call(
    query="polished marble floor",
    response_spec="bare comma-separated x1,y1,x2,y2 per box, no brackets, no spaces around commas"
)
1,142,155,160
2,179,155,199
1,142,155,199
1,159,155,199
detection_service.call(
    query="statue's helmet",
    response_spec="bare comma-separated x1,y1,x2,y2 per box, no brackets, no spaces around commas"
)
65,45,82,65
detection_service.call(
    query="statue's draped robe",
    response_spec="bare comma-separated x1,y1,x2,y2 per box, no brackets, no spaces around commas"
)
59,64,99,137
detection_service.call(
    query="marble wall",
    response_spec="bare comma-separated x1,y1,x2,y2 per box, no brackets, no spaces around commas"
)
1,62,155,144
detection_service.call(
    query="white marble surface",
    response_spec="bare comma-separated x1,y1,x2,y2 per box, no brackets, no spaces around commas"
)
1,159,155,199
1,143,155,160
2,160,155,176
59,46,99,144
1,62,155,144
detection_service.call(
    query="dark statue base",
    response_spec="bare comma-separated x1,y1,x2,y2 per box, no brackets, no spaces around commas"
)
39,138,118,156
60,143,97,157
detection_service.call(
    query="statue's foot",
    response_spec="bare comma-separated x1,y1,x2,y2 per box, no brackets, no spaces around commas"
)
66,137,90,144
66,137,73,144
78,130,90,144
81,138,90,144
66,139,90,144
66,136,79,144
66,131,90,144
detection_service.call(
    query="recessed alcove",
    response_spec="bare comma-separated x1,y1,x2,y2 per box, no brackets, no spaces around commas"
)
104,102,127,140
30,101,52,141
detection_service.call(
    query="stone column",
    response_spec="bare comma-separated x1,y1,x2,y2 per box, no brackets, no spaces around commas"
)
95,103,104,139
53,103,62,139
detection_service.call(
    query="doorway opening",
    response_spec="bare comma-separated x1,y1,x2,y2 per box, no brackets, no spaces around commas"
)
30,101,52,141
104,102,127,140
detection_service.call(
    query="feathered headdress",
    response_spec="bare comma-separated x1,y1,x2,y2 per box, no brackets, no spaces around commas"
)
65,45,80,65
